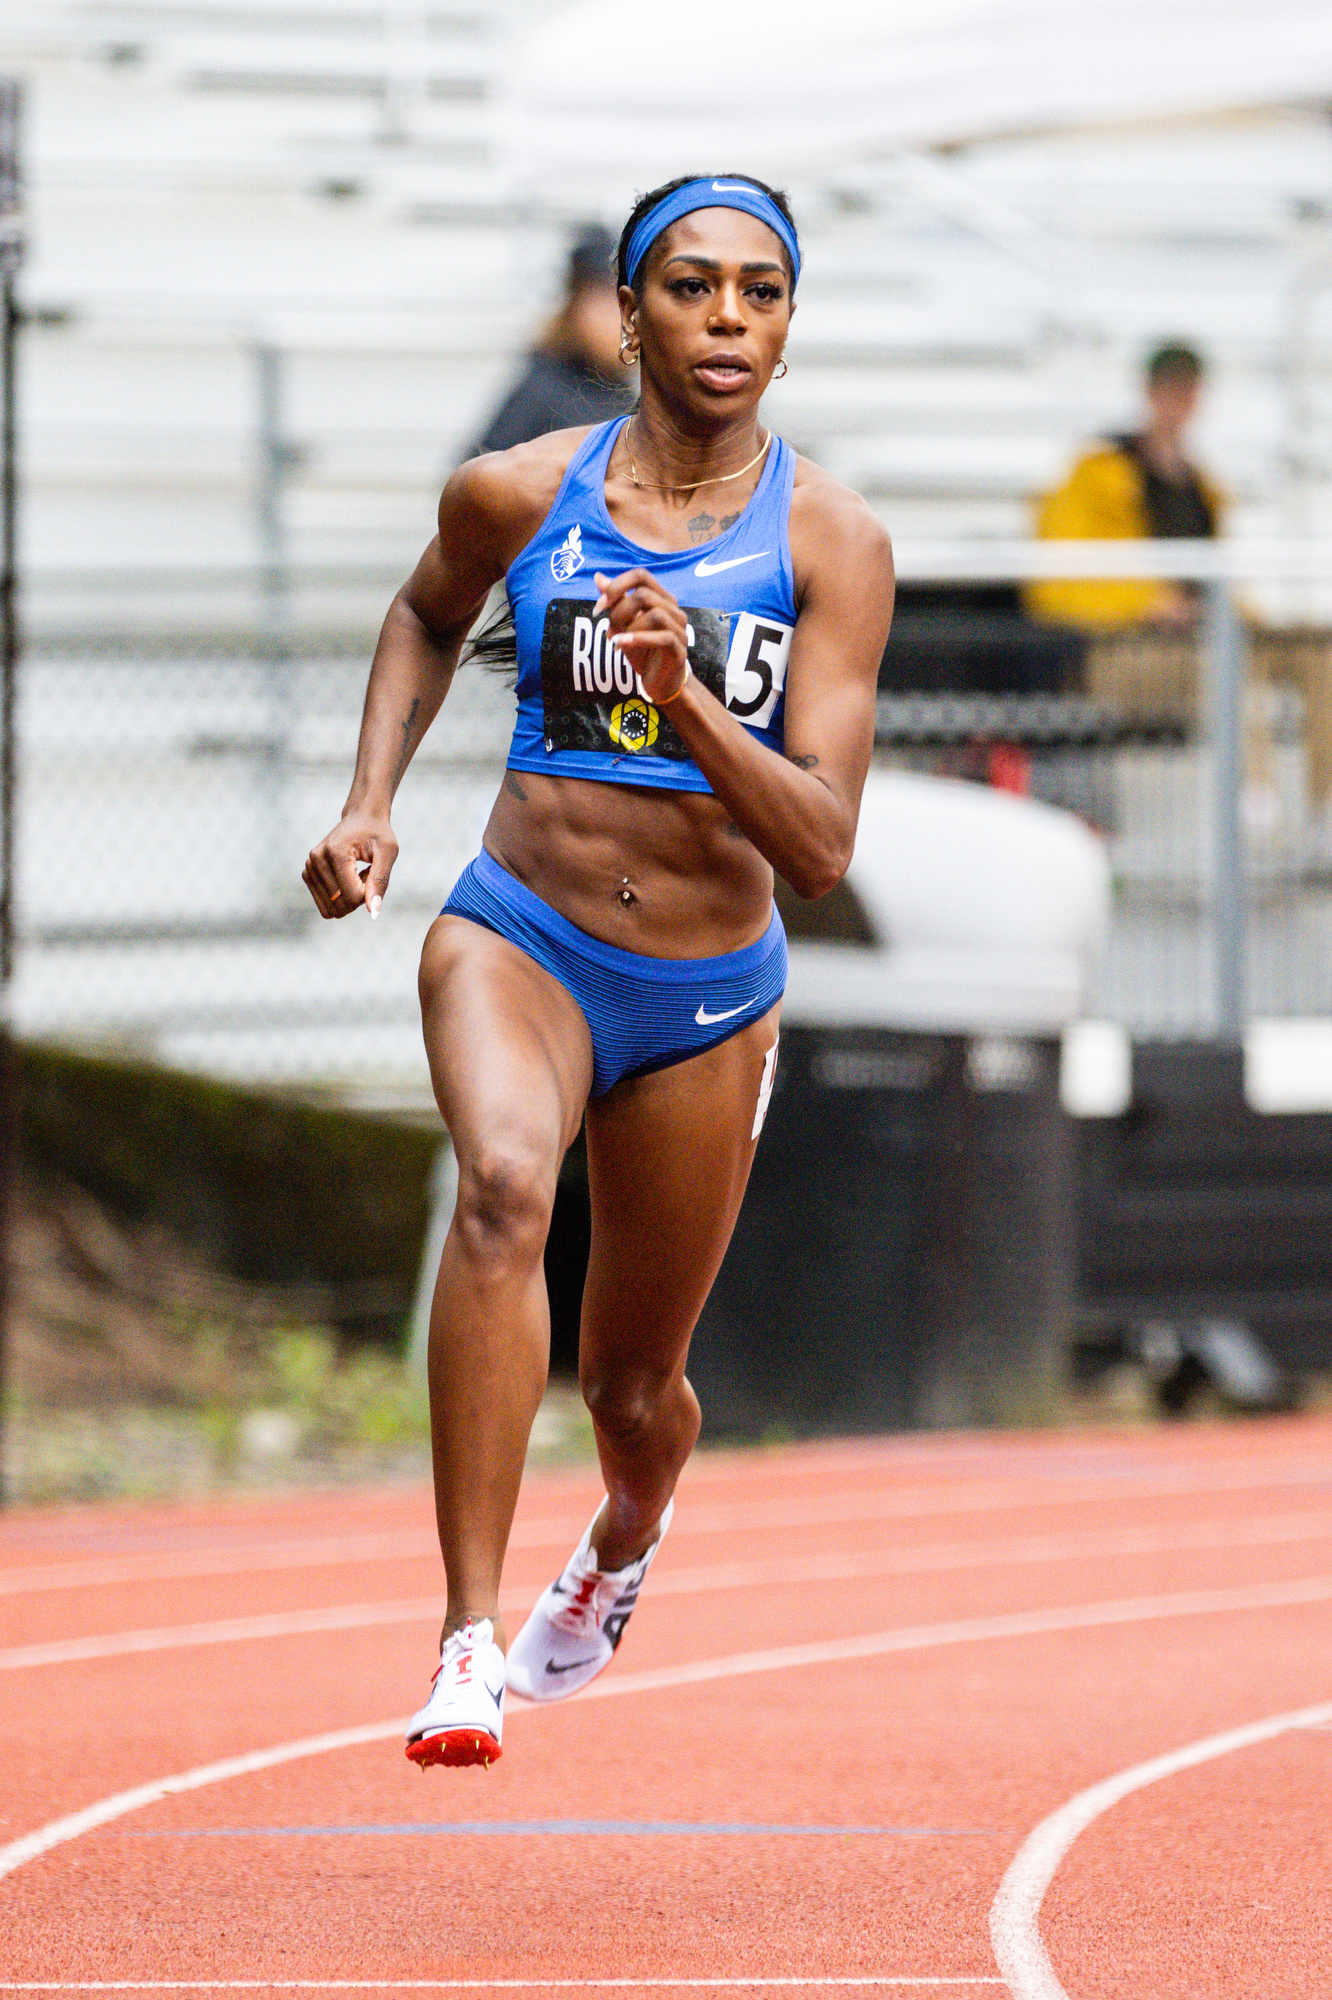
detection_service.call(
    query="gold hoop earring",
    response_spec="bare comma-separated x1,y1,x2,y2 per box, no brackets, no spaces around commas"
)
773,355,788,379
618,333,639,367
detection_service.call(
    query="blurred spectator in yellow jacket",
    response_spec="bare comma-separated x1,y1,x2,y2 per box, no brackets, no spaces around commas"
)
1024,343,1224,631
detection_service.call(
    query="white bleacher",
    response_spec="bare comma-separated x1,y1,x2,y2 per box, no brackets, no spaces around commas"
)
3,3,1332,1091
3,4,1332,600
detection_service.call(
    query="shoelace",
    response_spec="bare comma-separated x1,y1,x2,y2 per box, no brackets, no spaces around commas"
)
430,1622,486,1691
549,1554,630,1638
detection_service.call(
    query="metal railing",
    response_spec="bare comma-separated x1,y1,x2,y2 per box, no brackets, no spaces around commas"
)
886,540,1332,1044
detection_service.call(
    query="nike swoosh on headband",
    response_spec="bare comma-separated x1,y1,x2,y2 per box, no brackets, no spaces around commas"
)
695,550,770,576
624,179,800,293
696,1001,753,1025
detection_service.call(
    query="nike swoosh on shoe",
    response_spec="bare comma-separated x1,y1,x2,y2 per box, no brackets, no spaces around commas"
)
545,1655,602,1675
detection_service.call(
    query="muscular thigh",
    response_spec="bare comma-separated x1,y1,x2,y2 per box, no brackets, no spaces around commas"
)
580,1005,781,1381
419,913,594,1170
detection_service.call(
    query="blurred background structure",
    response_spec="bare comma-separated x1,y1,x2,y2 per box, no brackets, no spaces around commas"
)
4,0,1332,1492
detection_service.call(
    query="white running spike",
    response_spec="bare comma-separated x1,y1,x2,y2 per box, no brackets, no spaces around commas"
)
405,1616,505,1767
505,1499,674,1702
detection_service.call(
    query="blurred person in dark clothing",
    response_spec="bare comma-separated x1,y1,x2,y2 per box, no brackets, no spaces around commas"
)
467,225,634,456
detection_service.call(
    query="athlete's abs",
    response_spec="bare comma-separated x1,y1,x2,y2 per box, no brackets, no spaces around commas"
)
482,768,775,960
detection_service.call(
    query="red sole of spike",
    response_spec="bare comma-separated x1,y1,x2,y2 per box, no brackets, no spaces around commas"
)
405,1728,502,1770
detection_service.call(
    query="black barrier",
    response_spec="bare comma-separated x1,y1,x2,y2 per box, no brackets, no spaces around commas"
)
689,1025,1074,1439
1077,1041,1332,1388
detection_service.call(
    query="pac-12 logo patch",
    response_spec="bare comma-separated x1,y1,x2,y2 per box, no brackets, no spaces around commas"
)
608,695,658,754
551,524,585,581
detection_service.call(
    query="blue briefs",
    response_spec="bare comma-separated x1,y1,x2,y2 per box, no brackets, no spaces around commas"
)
441,846,787,1099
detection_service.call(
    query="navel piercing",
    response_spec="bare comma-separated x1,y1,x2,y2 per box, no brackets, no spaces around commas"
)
620,877,634,906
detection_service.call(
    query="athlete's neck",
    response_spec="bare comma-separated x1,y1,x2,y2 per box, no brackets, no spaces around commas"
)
624,402,766,504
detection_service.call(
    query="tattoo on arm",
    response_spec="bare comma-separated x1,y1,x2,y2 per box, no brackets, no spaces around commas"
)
504,770,529,802
788,752,820,770
391,698,420,790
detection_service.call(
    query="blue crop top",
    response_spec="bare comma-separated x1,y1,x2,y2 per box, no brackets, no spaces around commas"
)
503,417,798,795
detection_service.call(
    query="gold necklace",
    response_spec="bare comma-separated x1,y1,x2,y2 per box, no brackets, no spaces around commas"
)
624,420,772,495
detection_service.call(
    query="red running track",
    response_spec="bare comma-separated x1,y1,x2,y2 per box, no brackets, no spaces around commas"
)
3,1417,1332,1997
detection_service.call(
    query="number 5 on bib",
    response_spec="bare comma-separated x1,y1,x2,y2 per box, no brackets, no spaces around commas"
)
725,615,793,730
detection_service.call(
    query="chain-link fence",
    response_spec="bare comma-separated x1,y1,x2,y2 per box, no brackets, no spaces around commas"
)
12,546,1332,1496
15,546,1332,1106
16,584,517,1106
877,548,1332,1046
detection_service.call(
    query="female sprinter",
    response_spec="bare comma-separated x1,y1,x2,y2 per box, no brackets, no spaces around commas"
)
303,174,894,1769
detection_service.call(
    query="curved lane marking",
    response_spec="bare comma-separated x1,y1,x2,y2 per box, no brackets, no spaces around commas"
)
6,1573,1332,1884
989,1697,1332,2000
0,1722,400,1883
7,1515,1332,1674
5,1455,1332,1599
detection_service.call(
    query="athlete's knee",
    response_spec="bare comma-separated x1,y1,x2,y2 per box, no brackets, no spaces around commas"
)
453,1143,554,1273
580,1363,681,1448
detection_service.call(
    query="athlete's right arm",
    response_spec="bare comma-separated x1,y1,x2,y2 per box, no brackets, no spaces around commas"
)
302,452,529,920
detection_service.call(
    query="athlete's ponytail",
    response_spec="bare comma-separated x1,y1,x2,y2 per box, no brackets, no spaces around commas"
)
461,589,519,681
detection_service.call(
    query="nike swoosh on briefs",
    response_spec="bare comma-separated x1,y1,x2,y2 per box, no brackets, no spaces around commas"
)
695,1001,753,1026
694,550,770,576
544,1656,601,1675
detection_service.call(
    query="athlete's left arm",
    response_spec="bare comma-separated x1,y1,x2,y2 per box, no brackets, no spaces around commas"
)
598,480,893,897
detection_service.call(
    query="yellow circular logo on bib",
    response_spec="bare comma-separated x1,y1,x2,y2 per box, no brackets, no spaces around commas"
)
608,696,658,753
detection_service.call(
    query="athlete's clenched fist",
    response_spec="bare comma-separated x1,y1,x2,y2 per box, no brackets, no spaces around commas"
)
592,569,691,705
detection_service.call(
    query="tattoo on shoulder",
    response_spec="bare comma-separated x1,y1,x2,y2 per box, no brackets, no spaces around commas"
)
504,770,528,802
788,752,820,770
391,697,420,789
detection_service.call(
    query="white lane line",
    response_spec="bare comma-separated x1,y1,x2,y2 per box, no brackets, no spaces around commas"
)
0,1980,1005,1991
5,1454,1332,1599
6,1572,1332,1887
0,1533,440,1600
988,1697,1332,2000
647,1507,1332,1601
675,1458,1332,1538
10,1510,1332,1673
0,1600,442,1671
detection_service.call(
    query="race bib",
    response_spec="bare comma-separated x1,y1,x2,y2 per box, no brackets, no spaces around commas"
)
540,600,731,759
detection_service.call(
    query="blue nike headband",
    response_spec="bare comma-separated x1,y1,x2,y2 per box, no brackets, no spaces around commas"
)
624,179,800,294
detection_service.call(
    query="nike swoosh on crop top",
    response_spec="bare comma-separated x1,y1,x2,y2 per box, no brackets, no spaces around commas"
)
504,416,798,795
